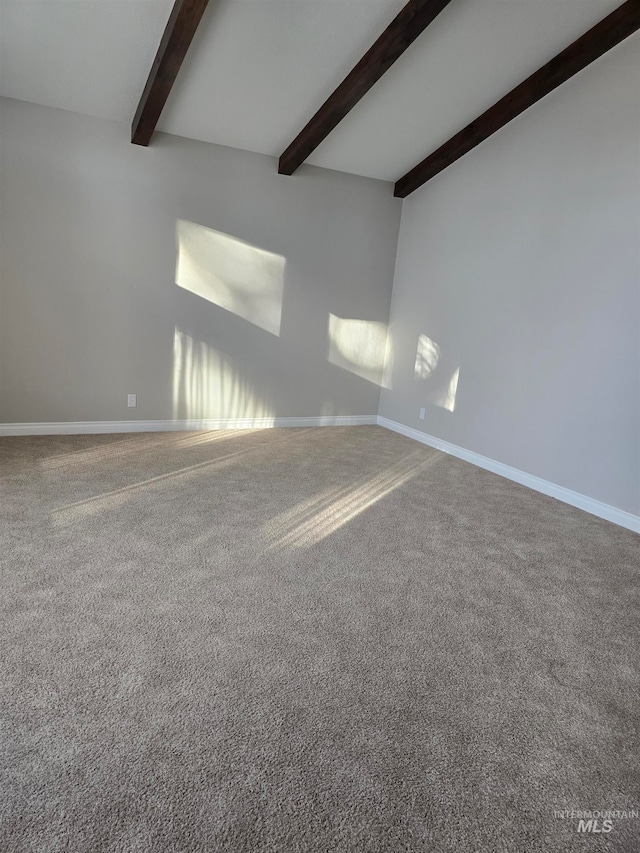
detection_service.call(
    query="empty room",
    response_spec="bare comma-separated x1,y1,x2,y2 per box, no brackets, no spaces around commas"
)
1,0,639,851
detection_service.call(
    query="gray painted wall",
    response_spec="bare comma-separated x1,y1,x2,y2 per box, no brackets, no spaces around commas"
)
379,35,640,515
0,98,401,424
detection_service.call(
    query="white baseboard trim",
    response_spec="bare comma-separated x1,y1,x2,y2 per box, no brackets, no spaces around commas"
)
0,415,377,437
377,416,640,534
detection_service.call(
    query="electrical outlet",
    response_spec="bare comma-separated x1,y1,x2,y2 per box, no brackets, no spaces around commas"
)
127,394,137,408
419,407,425,420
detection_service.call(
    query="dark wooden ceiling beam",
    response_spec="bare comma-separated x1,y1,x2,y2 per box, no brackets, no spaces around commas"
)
394,0,640,198
278,0,454,176
132,0,210,146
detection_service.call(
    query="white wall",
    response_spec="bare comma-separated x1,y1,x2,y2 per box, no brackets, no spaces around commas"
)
0,98,401,425
379,34,640,516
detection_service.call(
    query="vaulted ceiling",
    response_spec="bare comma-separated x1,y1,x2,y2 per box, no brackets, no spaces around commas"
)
0,0,631,183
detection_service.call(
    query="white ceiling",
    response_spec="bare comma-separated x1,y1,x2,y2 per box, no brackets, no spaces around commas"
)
0,0,627,182
0,0,173,122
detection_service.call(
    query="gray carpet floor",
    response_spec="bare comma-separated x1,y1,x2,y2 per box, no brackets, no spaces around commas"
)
1,425,638,853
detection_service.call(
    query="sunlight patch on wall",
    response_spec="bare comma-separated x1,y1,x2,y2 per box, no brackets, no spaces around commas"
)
414,334,440,380
381,329,394,391
264,452,434,550
176,220,285,336
413,332,460,414
172,327,274,423
437,367,460,413
327,314,388,387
